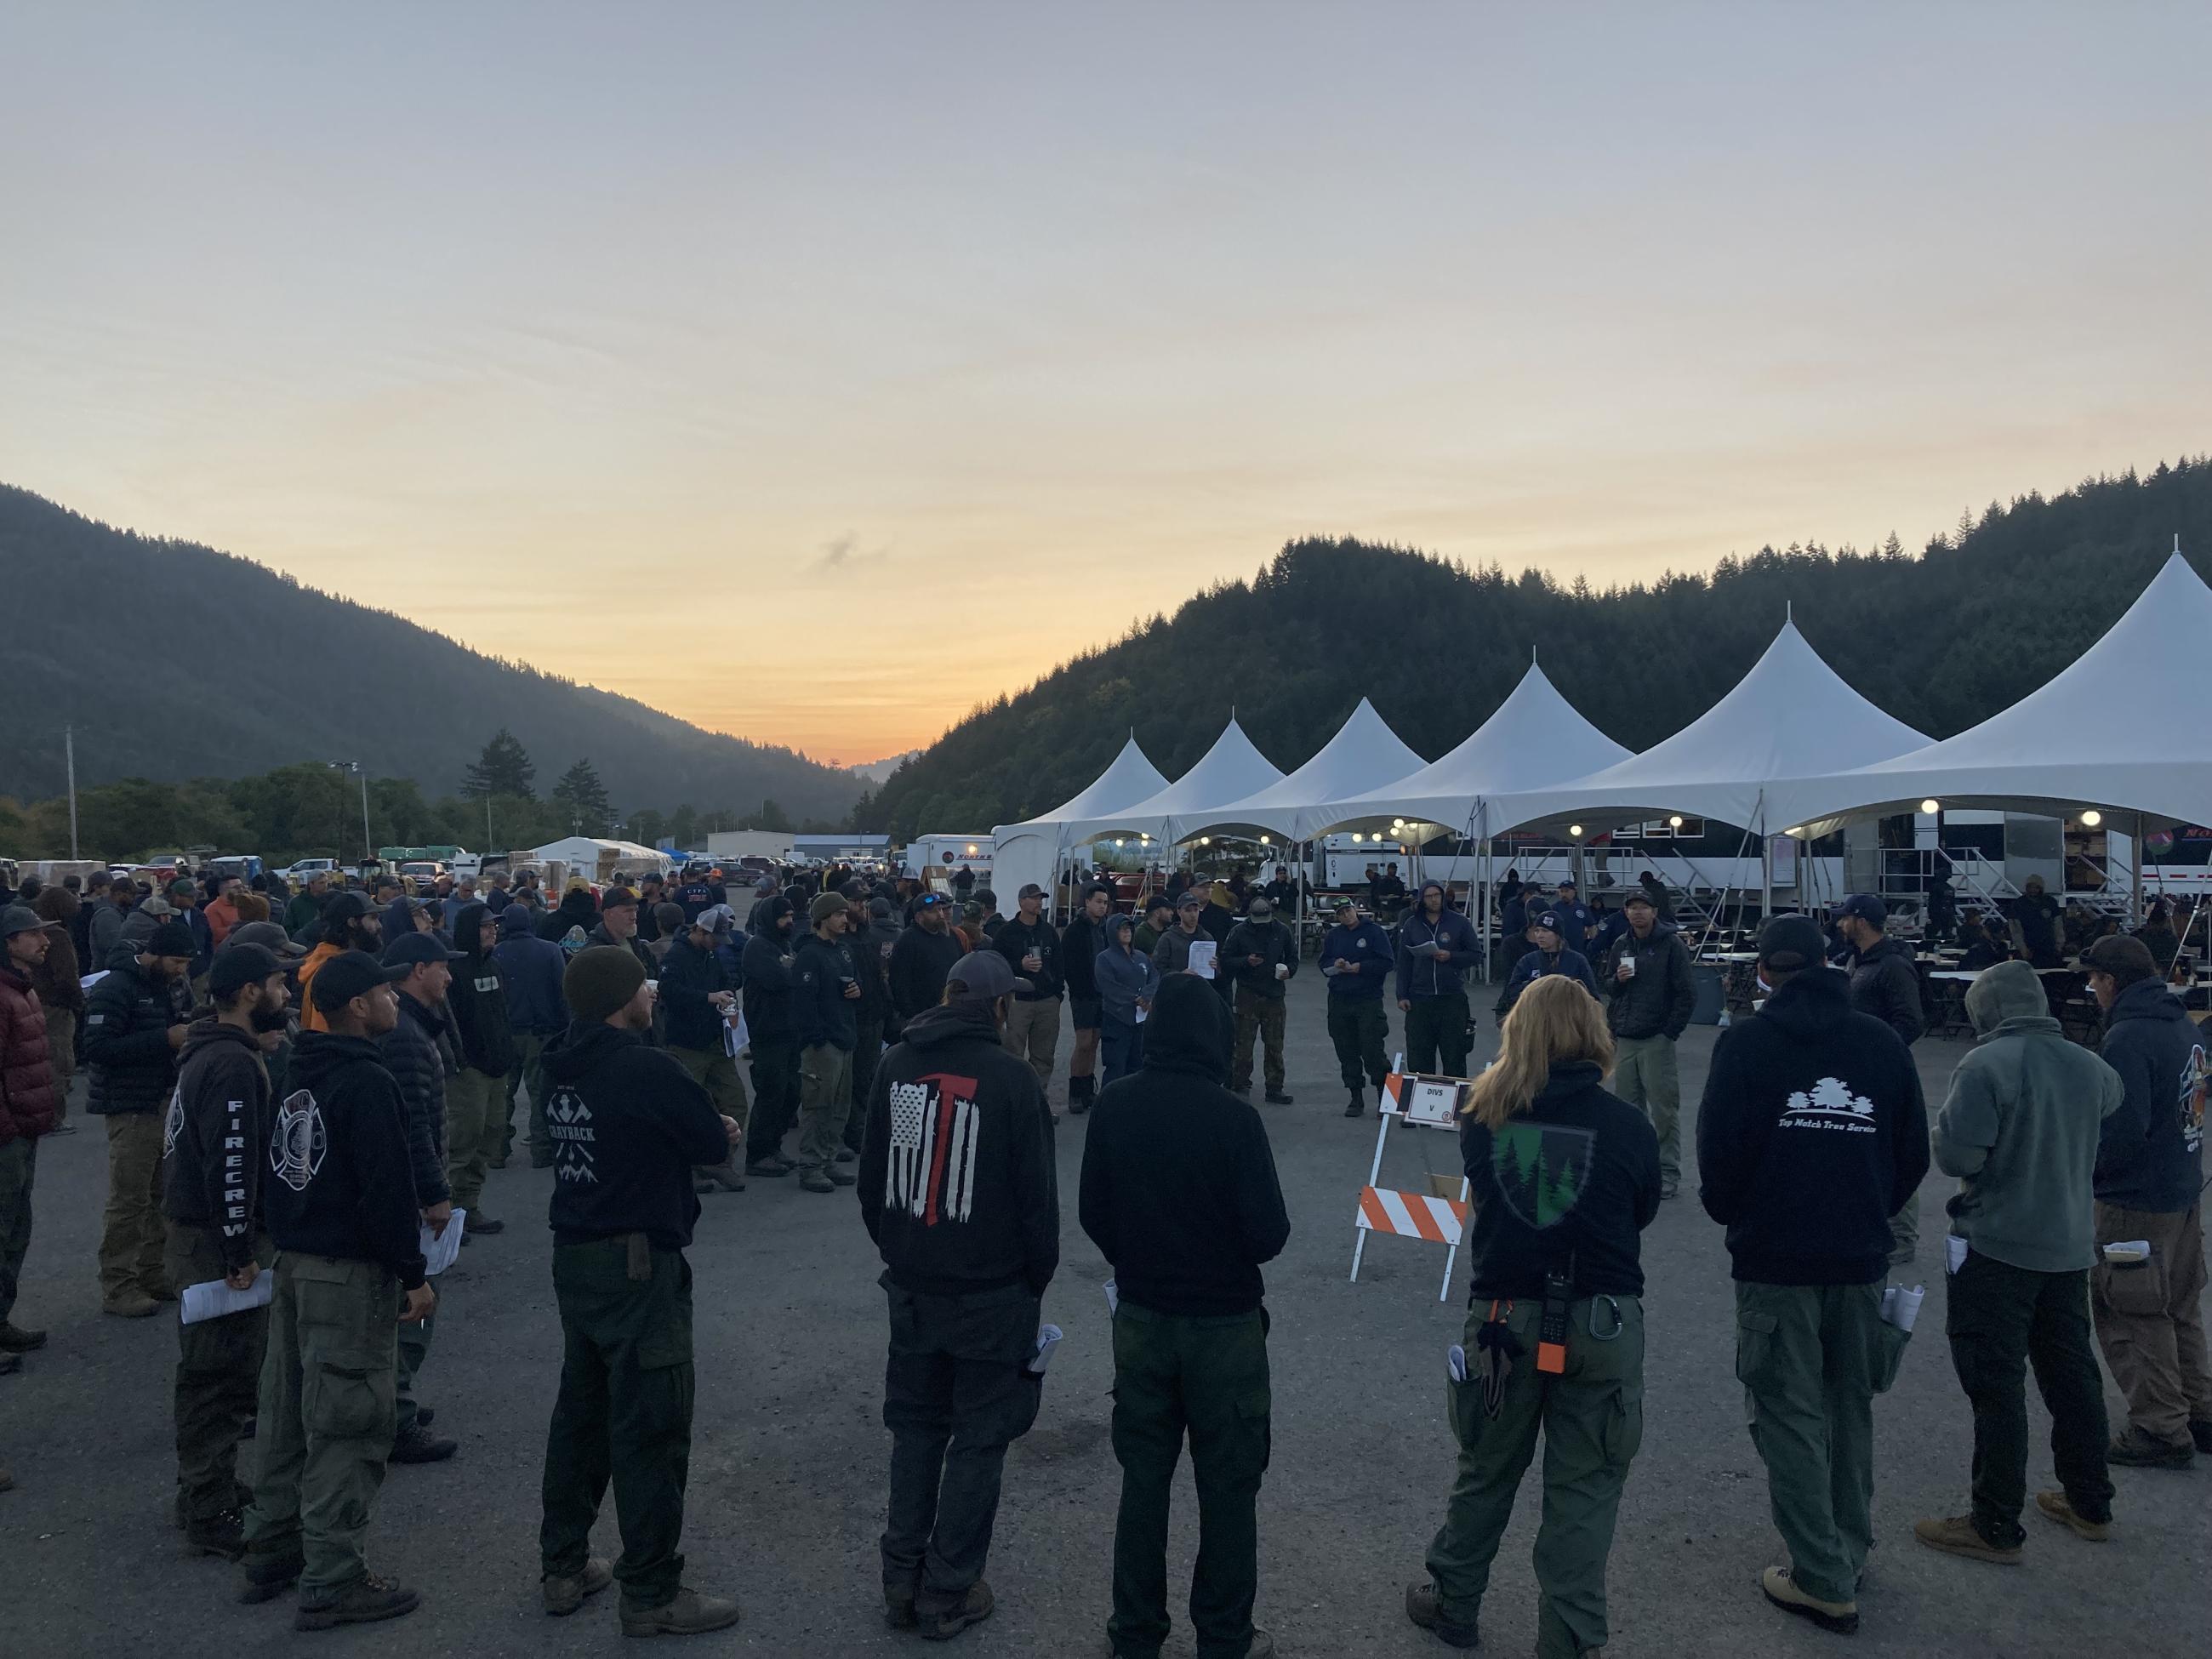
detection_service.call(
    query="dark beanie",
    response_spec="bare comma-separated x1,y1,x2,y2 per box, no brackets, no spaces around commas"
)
564,944,647,1026
145,919,198,958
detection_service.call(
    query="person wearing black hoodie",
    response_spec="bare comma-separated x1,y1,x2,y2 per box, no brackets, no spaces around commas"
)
1058,884,1112,1116
858,949,1058,1642
740,898,802,1175
239,949,433,1631
533,946,743,1637
538,882,601,945
658,913,749,1196
889,895,968,1026
992,884,1065,1097
163,944,290,1560
442,901,517,1238
1696,915,1928,1638
2083,934,2212,1468
1080,973,1291,1659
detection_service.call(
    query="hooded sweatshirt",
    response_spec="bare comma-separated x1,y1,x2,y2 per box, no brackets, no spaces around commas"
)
858,998,1060,1297
539,1019,729,1250
887,921,967,1023
493,903,569,1037
1396,904,1482,1001
444,901,518,1076
740,900,799,1043
792,929,858,1051
265,1031,427,1289
1094,922,1160,1023
1695,966,1930,1286
164,1018,275,1273
2093,975,2208,1212
1458,1058,1661,1300
1933,962,2123,1273
539,887,601,944
1078,974,1291,1315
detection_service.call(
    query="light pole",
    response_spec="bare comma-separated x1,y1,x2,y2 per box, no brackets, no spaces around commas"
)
329,761,369,866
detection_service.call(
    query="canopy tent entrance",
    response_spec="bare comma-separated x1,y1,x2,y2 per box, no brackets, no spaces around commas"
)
988,733,1171,917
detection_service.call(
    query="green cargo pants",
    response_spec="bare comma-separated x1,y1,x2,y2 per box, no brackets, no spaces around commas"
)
0,1136,35,1325
1734,1280,1907,1605
508,1031,549,1166
797,1043,854,1176
539,1240,696,1611
670,1044,750,1145
167,1221,272,1523
1426,1296,1645,1658
100,1111,168,1301
444,1064,504,1213
1230,989,1286,1096
1109,1301,1271,1659
243,1252,401,1599
1610,1035,1680,1189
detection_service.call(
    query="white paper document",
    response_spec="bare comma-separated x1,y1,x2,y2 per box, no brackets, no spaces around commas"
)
421,1210,467,1278
723,1013,750,1058
1447,1343,1468,1382
180,1274,275,1325
1186,940,1217,980
1878,1283,1925,1333
1944,1235,1969,1276
1103,1277,1120,1315
1029,1324,1064,1375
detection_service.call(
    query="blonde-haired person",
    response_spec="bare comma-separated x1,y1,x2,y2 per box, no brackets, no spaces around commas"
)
1406,974,1660,1658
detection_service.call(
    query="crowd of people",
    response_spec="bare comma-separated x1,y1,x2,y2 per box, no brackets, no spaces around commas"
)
0,850,2203,1654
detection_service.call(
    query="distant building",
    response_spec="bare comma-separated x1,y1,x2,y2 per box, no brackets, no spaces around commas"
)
790,833,892,861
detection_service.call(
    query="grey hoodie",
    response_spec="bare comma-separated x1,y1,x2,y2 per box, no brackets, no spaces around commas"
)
1933,961,2123,1273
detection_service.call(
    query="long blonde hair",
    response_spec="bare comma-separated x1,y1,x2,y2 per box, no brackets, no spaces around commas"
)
1463,974,1613,1131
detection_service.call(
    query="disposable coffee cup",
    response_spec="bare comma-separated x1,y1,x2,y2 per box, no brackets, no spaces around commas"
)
1619,956,1635,978
646,979,659,994
1274,962,1290,980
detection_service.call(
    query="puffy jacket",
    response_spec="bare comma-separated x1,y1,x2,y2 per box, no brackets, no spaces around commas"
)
1396,908,1482,1001
1600,923,1697,1041
378,989,453,1207
1222,917,1297,1000
83,950,185,1116
2094,975,2207,1212
657,932,731,1052
493,904,569,1037
1844,934,1924,1047
0,964,60,1144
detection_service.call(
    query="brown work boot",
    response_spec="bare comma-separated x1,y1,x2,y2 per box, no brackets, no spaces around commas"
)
1913,1514,2022,1564
1405,1580,1479,1647
1760,1565,1858,1633
699,1161,746,1193
544,1556,613,1616
919,1579,994,1641
293,1571,420,1631
103,1291,159,1319
2035,1491,2112,1542
2107,1428,2192,1469
0,1320,46,1352
619,1585,742,1636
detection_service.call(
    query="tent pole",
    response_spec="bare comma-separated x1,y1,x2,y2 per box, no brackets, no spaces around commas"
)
1756,793,1771,922
2132,811,2144,924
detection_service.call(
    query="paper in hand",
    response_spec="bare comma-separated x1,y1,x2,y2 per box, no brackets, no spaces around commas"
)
421,1210,467,1278
180,1274,274,1325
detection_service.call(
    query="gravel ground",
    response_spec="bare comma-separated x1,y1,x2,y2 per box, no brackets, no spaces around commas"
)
3,973,2207,1657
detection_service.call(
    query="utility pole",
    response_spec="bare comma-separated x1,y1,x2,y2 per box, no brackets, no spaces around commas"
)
65,723,79,860
359,767,373,866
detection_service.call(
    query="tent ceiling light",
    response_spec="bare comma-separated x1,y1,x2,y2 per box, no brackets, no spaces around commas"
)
964,844,978,855
1919,800,1940,816
1259,835,1270,845
1668,815,1684,829
2081,809,2102,827
1568,824,1584,838
1783,826,1803,837
1199,836,1211,846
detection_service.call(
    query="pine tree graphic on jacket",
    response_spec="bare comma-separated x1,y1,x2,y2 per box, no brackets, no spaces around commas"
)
1779,1075,1877,1131
887,1073,982,1224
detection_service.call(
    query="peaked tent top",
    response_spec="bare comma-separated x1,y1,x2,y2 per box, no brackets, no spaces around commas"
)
1787,550,2212,829
1317,664,1633,832
1480,619,1930,834
1061,717,1285,843
1001,733,1172,837
1175,698,1427,840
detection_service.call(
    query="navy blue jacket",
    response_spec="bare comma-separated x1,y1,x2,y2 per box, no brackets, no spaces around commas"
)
1395,908,1482,1001
1497,947,1601,1018
657,932,730,1053
1546,899,1598,957
493,906,569,1037
1320,921,1393,1001
2094,977,2207,1212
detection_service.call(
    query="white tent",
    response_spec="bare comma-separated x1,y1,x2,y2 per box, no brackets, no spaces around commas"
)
1175,698,1425,843
1061,716,1285,848
1479,618,1930,839
1786,550,2212,832
526,836,674,878
987,733,1171,911
1317,663,1633,837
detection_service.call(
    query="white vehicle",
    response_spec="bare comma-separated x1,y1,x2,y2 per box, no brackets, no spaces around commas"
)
276,858,340,883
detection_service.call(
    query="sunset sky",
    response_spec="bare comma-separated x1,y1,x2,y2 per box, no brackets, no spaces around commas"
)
6,4,2209,766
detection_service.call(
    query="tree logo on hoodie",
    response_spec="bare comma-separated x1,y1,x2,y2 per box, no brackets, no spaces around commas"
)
270,1088,327,1192
1779,1076,1878,1135
1492,1120,1594,1229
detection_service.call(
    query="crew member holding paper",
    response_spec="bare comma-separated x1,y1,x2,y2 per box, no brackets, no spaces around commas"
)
534,944,743,1636
239,948,433,1629
659,909,749,1197
1405,975,1659,1656
1223,896,1297,1105
858,949,1058,1643
1915,961,2121,1564
2083,934,2212,1468
1695,915,1928,1638
163,942,290,1562
1396,881,1480,1078
1149,889,1212,978
1320,898,1394,1118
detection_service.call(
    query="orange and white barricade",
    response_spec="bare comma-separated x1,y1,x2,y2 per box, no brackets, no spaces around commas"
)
1351,1062,1474,1301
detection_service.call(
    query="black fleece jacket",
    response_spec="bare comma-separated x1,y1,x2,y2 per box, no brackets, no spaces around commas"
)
444,902,518,1076
658,932,730,1052
265,1031,427,1289
1696,967,1929,1286
740,904,798,1043
378,989,453,1207
1059,911,1107,1001
858,1000,1059,1296
992,914,1064,1001
163,1019,274,1274
1079,974,1291,1315
1844,934,1925,1047
540,1020,729,1251
888,923,967,1023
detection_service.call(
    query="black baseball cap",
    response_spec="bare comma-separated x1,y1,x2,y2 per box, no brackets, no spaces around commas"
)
1757,915,1829,972
947,950,1031,1002
323,890,371,924
208,943,287,1001
1836,892,1887,928
382,932,465,969
309,948,410,1012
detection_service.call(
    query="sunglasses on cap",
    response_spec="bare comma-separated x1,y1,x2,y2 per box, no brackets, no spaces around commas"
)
916,893,949,908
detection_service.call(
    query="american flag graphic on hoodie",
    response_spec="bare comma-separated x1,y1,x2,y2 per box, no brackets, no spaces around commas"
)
886,1072,982,1225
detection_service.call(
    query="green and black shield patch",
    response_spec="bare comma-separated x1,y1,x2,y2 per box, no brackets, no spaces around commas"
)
1491,1120,1597,1229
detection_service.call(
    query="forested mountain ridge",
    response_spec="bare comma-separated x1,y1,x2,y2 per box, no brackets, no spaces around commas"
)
862,459,2212,838
0,486,863,825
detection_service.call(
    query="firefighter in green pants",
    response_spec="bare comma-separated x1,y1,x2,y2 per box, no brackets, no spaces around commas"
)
1405,976,1660,1656
1598,891,1696,1200
534,946,742,1635
1695,916,1927,1636
239,949,435,1631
